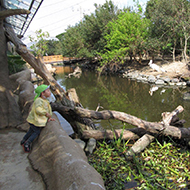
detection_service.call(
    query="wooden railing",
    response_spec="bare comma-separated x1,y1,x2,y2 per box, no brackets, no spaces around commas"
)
43,55,78,64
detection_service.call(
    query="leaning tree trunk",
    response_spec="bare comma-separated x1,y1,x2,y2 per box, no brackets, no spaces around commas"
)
0,15,23,128
5,26,95,136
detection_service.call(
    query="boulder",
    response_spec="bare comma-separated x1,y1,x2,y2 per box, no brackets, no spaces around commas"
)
148,75,156,83
19,81,34,119
155,79,165,85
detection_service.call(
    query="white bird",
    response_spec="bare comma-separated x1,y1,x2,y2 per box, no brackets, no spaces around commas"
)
149,86,159,96
148,60,166,72
160,89,166,95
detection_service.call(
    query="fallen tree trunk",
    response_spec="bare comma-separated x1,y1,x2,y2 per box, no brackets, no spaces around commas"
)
124,105,185,158
50,102,190,140
74,106,190,139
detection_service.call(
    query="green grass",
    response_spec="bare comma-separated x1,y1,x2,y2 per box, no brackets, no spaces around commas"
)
88,137,190,190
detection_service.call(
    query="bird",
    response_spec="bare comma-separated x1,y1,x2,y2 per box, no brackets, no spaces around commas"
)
149,85,159,96
160,89,166,95
148,60,166,72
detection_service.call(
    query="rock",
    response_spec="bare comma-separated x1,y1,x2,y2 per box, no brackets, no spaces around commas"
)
148,75,156,83
9,69,31,84
176,82,186,86
45,63,56,74
183,92,190,100
164,77,171,83
186,81,190,86
74,139,86,150
171,78,179,83
85,138,96,154
155,79,165,85
19,81,34,119
131,72,139,79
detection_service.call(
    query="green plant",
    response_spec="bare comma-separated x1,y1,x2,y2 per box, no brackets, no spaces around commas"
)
88,137,190,190
8,54,26,74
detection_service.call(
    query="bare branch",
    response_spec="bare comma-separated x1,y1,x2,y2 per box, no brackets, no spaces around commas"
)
0,9,30,20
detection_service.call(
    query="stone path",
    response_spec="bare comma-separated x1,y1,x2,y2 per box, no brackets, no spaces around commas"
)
0,129,45,190
0,113,74,190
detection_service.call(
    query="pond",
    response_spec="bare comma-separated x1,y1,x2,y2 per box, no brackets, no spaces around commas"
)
55,66,190,129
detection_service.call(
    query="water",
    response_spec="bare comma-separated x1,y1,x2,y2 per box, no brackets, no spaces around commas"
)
55,66,190,129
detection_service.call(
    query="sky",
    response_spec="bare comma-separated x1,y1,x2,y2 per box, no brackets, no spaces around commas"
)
23,0,148,45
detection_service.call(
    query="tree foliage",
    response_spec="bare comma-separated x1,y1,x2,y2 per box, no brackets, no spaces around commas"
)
43,0,190,73
99,10,150,68
29,29,50,57
46,39,62,55
145,0,190,61
57,0,120,59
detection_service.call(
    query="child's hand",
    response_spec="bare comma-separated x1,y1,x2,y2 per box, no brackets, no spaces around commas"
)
48,117,55,122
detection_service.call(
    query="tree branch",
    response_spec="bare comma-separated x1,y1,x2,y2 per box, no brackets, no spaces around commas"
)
0,9,30,20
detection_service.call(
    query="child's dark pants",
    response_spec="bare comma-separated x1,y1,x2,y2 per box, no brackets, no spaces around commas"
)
23,123,42,143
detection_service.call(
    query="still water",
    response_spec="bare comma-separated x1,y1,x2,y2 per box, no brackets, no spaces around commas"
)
55,66,190,129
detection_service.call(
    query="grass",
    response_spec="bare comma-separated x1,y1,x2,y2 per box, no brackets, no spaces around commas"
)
88,136,190,190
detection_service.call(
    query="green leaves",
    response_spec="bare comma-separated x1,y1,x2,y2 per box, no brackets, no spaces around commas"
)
8,53,26,74
29,29,50,56
99,10,150,67
88,138,190,189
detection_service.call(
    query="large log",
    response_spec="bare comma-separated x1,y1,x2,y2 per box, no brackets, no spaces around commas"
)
82,129,140,140
50,103,190,139
74,106,190,139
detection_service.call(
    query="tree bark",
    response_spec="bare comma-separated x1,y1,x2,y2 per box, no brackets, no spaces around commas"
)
0,16,23,128
73,106,190,139
0,9,30,20
125,134,155,160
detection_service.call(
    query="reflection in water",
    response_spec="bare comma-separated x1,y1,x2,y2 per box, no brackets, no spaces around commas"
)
55,67,190,129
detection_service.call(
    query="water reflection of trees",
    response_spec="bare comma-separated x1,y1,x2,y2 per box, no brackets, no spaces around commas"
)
58,70,189,127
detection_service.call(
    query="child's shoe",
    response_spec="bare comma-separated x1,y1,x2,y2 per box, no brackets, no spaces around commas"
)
23,142,31,153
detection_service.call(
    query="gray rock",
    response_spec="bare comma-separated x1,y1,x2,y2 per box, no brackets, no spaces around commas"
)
131,72,139,79
176,82,186,86
155,79,165,85
183,92,190,100
164,77,171,83
171,78,179,83
85,138,96,154
29,115,105,190
74,139,86,150
148,75,156,83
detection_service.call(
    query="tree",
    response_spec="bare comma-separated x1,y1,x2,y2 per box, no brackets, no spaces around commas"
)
29,29,50,57
56,1,120,59
0,7,29,128
57,24,86,58
81,0,120,56
145,0,190,62
99,10,150,72
46,39,62,55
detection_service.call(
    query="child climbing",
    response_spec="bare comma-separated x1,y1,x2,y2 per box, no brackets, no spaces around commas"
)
20,84,55,153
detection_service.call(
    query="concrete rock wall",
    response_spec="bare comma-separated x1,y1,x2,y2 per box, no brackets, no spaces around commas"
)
29,114,105,190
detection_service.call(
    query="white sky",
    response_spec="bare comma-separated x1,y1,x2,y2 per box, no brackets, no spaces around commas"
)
23,0,148,45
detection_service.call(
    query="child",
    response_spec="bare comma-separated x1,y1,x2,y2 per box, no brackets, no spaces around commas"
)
20,84,55,153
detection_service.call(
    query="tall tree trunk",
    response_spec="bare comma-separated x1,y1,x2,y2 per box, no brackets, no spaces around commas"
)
0,19,22,128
